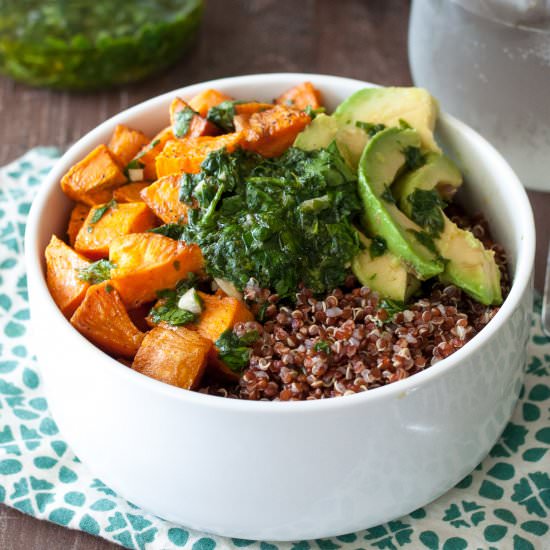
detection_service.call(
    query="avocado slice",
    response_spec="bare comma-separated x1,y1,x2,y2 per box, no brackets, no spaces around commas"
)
394,155,502,305
352,230,420,302
334,87,441,153
294,113,367,168
295,87,441,169
294,113,337,150
393,152,462,205
358,126,444,280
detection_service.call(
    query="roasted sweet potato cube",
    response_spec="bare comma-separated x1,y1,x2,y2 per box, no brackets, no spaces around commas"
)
276,82,323,110
234,102,273,116
45,235,91,317
131,127,174,181
195,292,254,342
194,292,254,381
70,281,144,358
60,144,127,205
108,124,151,167
132,326,211,389
109,233,204,307
155,133,243,177
113,182,149,203
170,97,219,139
67,203,90,247
140,174,188,224
74,202,157,260
188,89,233,118
238,105,311,157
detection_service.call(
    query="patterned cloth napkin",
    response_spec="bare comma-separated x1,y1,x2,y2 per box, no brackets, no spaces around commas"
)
0,148,549,550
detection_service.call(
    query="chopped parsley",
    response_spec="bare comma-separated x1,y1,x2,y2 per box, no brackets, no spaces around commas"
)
173,106,197,138
87,199,117,232
355,121,386,137
409,229,438,254
124,138,161,174
149,305,195,326
126,159,143,170
206,100,243,132
78,259,115,285
148,223,186,240
369,236,387,258
399,119,412,129
215,328,259,373
380,299,406,318
407,188,446,237
313,340,331,354
179,145,362,297
403,146,425,170
304,105,326,119
381,184,396,204
149,274,200,326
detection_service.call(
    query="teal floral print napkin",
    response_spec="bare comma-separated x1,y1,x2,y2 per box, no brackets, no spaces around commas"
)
0,148,549,549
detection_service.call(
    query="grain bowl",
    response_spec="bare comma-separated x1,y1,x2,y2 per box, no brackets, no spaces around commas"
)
25,74,535,540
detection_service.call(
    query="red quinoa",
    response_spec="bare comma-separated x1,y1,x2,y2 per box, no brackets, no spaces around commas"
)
199,211,509,401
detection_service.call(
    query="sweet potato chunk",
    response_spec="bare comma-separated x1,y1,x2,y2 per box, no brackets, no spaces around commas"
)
45,235,91,317
170,97,219,139
234,102,273,117
109,233,204,307
74,202,157,260
238,106,311,157
276,82,323,110
195,292,254,342
67,203,90,247
132,326,211,389
70,281,144,358
155,133,243,177
140,174,188,224
194,292,254,380
113,182,149,203
108,124,150,167
60,145,127,205
188,89,233,117
131,127,174,181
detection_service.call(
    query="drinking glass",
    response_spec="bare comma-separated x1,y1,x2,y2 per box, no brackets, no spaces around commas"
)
409,0,550,192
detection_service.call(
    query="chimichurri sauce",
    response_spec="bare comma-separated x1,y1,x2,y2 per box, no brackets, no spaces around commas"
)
0,0,203,90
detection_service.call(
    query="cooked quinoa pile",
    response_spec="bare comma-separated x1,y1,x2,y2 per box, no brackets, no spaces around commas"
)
200,211,509,401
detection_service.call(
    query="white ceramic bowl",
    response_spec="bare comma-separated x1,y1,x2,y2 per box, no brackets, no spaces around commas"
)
25,74,535,541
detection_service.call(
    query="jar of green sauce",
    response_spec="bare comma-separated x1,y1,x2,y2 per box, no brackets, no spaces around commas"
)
0,0,203,90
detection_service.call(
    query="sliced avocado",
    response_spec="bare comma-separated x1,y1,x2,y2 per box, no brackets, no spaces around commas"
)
394,153,462,207
437,218,502,305
294,113,337,150
294,112,368,168
394,154,502,305
352,230,420,302
334,87,440,153
358,126,444,280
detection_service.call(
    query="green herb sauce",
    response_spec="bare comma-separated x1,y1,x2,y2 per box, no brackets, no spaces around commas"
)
178,145,362,297
149,274,199,327
173,107,197,138
369,236,387,258
77,259,115,285
0,0,203,90
215,329,260,373
407,188,446,237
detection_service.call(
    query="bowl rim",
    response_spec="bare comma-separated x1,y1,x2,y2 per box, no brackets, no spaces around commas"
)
25,72,536,413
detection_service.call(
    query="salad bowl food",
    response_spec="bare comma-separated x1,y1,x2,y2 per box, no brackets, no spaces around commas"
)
25,74,535,540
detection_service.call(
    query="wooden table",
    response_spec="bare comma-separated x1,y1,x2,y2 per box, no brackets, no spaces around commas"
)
0,1,548,548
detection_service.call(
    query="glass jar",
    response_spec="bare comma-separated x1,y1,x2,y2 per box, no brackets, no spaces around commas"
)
0,0,203,90
409,0,550,192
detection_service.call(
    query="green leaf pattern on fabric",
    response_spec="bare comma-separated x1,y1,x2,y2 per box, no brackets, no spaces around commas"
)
0,149,549,548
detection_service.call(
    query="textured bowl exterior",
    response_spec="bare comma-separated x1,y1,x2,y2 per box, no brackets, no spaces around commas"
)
25,74,535,541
